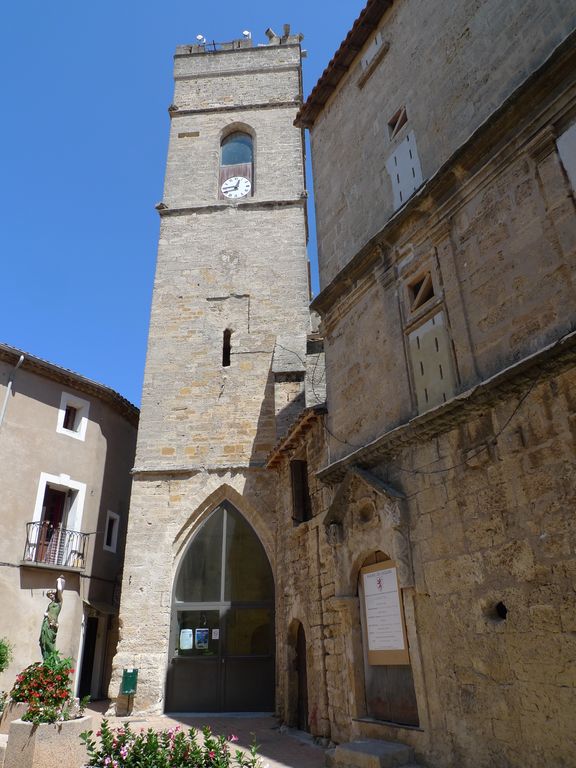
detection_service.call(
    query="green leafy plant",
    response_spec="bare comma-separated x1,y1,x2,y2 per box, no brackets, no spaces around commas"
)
10,651,75,723
0,637,13,674
80,720,262,768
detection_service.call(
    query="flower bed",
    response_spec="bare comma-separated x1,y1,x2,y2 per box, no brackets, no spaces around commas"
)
81,720,260,768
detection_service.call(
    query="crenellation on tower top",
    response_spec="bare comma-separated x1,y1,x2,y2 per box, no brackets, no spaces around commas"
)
174,27,303,58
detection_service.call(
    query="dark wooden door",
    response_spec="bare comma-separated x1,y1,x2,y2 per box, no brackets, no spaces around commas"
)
296,623,309,731
38,488,67,562
78,617,98,699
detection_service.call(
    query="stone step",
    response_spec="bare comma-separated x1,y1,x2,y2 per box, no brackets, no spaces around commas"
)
330,739,416,768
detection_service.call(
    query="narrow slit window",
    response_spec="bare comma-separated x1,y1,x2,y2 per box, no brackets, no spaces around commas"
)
222,329,232,367
103,511,120,553
290,459,312,524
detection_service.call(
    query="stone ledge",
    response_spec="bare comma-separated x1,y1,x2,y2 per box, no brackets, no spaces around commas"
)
332,739,414,768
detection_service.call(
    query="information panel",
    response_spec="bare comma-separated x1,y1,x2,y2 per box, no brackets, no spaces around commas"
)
361,560,410,665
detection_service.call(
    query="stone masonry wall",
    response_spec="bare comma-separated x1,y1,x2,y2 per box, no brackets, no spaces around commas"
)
111,468,277,713
321,84,576,464
111,39,311,713
274,367,576,768
311,0,576,287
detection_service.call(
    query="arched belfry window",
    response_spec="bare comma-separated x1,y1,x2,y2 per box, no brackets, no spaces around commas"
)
167,503,275,712
219,131,254,199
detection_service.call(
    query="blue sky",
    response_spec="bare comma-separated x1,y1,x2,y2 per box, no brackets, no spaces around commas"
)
0,1,365,406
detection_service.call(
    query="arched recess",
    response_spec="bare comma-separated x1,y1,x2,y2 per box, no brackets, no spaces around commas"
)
219,123,255,199
166,500,275,713
322,468,424,730
356,551,419,726
286,618,310,732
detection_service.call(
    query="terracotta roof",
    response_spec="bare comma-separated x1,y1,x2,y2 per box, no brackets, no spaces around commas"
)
295,0,393,127
0,342,139,426
266,404,327,469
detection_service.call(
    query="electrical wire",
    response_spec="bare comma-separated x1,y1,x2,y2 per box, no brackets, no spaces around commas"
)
274,328,568,478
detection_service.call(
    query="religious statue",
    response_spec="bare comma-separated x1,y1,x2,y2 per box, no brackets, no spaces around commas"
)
39,575,65,660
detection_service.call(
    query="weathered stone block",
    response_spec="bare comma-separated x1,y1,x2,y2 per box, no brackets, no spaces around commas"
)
4,717,92,768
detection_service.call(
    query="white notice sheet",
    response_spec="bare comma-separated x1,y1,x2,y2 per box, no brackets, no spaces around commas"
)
362,567,405,651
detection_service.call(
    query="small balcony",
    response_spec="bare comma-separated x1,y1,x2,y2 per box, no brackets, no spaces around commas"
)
22,521,88,570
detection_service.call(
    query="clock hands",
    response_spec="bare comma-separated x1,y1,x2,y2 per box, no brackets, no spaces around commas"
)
221,176,250,198
222,178,240,192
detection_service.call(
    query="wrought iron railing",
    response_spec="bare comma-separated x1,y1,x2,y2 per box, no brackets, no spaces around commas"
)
23,521,88,569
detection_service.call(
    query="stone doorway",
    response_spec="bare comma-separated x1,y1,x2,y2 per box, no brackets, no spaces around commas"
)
358,553,419,726
166,503,275,712
295,623,309,731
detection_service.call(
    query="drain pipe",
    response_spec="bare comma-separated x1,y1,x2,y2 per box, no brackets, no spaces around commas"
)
0,354,25,428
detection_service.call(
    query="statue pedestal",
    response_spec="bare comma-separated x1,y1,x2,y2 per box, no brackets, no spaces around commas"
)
4,716,92,768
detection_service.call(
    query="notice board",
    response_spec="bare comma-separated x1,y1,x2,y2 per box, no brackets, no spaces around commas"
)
360,560,410,665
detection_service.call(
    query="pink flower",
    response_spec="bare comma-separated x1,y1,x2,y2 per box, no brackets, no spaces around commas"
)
228,734,239,743
209,750,216,759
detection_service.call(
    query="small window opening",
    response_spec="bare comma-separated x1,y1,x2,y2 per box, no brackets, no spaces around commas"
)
495,601,508,620
291,459,312,524
63,405,78,432
219,131,254,199
103,511,120,553
408,272,434,311
222,329,232,367
388,106,408,139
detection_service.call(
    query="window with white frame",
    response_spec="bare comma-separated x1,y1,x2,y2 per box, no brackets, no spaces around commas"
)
103,511,120,553
56,392,90,441
23,473,88,568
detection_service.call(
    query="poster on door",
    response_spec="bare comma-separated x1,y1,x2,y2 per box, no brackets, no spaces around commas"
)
179,629,193,650
361,562,409,665
195,628,209,650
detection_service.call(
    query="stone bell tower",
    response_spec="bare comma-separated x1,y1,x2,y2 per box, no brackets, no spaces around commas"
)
110,27,310,713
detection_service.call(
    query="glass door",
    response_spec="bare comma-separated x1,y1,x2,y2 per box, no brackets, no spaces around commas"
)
166,504,274,712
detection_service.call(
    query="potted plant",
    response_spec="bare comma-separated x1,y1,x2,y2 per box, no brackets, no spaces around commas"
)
3,651,92,768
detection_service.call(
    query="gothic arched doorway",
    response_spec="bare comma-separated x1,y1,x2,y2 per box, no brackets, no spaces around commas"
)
166,503,275,712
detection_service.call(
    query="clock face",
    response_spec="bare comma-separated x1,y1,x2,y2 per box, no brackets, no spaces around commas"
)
221,176,251,199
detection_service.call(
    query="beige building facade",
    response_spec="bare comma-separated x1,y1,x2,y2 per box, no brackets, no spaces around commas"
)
0,344,138,701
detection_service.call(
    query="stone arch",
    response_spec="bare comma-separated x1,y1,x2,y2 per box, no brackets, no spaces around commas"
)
219,121,256,143
166,492,276,713
323,467,414,596
285,616,312,732
173,483,275,573
350,549,390,595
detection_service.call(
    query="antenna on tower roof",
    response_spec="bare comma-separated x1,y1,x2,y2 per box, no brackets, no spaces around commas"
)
196,34,206,44
242,30,252,39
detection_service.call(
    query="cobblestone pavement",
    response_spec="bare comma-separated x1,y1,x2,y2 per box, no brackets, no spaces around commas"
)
85,703,326,768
